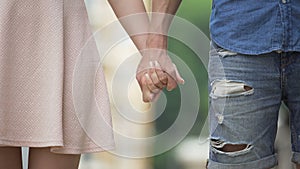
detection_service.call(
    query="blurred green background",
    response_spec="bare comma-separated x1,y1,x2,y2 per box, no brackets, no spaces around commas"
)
154,1,211,169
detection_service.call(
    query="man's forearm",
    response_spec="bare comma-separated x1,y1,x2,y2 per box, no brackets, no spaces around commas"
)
108,0,149,50
152,0,182,32
148,0,182,49
153,0,182,15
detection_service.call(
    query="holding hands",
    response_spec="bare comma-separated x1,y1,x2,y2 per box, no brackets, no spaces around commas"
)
108,0,183,102
136,34,184,102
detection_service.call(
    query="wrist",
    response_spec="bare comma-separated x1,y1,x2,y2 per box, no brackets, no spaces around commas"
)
146,34,168,49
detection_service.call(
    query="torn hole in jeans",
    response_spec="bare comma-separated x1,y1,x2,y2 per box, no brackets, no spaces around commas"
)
210,80,254,98
210,139,253,157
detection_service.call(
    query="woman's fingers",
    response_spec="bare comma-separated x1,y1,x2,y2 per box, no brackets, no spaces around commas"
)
148,68,165,89
139,74,154,102
144,73,161,93
144,61,168,92
154,61,168,85
137,71,165,102
136,60,184,102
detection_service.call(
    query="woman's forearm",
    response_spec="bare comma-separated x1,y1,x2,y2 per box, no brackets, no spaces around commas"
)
108,0,150,50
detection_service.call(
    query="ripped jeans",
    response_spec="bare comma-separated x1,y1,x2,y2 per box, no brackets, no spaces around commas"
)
207,41,300,169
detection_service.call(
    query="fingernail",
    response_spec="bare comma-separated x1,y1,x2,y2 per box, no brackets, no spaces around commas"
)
145,73,150,79
149,61,154,68
180,79,185,85
154,61,160,67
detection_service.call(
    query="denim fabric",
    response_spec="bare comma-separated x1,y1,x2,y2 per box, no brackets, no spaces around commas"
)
210,0,300,55
207,42,300,168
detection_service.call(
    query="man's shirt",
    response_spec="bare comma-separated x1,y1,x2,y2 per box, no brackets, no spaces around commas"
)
210,0,300,55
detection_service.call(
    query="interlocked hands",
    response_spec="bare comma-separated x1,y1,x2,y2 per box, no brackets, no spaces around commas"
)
136,35,184,102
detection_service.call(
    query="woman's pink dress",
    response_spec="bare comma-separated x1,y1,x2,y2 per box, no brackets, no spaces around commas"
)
0,0,114,154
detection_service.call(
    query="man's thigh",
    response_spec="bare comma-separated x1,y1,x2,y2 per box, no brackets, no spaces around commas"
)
207,43,281,169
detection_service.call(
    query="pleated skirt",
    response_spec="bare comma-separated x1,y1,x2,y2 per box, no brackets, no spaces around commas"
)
0,0,114,154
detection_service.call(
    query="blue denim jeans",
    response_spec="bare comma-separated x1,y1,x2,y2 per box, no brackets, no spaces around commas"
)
207,42,300,169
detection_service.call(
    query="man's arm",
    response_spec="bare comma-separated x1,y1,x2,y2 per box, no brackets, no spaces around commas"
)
145,0,184,91
150,0,182,39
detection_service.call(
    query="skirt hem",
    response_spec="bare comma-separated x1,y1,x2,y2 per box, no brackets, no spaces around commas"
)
0,138,115,154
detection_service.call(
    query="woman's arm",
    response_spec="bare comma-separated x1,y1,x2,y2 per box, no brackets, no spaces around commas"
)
108,0,149,50
108,0,159,102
